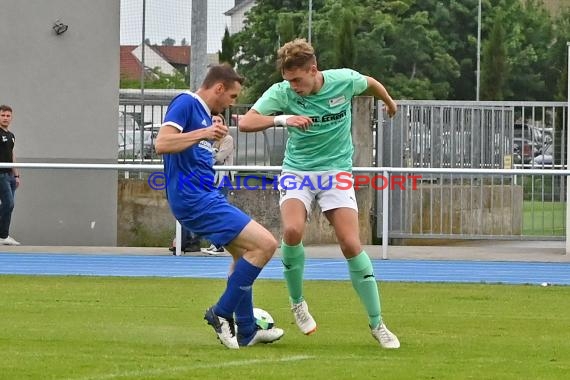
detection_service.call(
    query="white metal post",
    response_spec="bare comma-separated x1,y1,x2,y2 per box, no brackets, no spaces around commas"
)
175,220,182,256
382,170,390,259
566,42,570,255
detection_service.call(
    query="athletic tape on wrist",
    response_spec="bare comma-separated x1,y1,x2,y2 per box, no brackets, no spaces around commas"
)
274,115,293,127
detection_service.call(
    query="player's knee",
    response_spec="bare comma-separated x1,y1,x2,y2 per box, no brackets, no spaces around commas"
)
282,225,304,245
267,236,278,254
338,238,362,258
256,235,278,262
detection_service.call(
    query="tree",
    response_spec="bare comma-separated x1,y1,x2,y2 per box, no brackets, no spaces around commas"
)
161,37,176,46
276,12,297,48
309,0,458,98
231,0,561,101
233,0,315,102
336,9,356,68
181,38,189,46
120,68,187,89
545,5,570,101
480,15,507,100
396,12,459,98
219,27,235,66
488,0,553,100
418,0,480,100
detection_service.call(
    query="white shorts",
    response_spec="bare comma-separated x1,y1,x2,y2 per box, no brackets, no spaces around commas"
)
278,170,358,216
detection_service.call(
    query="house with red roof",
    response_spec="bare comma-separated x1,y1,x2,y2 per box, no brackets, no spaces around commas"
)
120,44,218,82
120,44,189,81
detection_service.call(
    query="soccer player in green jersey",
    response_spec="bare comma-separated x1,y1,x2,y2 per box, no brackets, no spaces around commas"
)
239,38,400,348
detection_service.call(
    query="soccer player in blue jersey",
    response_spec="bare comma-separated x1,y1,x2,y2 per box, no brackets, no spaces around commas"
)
239,39,400,348
155,64,284,349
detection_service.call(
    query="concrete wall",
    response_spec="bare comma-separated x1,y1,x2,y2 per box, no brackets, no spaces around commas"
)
0,0,119,245
117,182,374,247
406,185,523,235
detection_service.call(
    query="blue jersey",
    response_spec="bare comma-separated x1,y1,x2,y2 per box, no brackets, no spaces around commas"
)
161,91,251,246
162,92,217,218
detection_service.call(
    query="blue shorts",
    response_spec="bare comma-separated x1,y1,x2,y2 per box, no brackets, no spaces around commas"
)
177,192,251,247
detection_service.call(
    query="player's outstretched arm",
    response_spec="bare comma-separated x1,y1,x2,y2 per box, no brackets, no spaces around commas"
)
363,76,397,118
239,109,277,132
240,109,312,132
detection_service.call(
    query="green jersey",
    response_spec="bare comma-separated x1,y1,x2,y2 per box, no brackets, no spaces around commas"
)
252,68,368,171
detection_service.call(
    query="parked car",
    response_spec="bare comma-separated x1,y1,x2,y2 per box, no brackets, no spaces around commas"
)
532,143,554,167
118,129,154,159
512,137,540,164
117,111,157,159
542,128,553,145
228,125,287,167
513,123,543,143
118,111,141,131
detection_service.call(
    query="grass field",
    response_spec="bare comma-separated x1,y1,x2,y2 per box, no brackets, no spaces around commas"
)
523,201,566,236
1,276,569,379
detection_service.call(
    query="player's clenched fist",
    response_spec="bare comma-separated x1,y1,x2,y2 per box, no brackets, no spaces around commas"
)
206,122,228,140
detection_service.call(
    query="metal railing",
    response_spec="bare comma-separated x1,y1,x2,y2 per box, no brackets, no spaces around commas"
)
2,162,568,257
118,93,568,240
377,101,568,240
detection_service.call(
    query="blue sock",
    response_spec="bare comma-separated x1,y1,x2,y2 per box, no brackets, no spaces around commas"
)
213,257,262,319
235,287,257,344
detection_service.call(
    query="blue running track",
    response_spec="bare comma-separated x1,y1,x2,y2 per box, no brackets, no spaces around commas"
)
1,253,569,285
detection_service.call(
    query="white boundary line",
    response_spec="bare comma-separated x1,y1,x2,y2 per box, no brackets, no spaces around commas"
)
70,355,314,380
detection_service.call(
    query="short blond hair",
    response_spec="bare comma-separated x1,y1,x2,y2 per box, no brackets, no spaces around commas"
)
276,38,316,72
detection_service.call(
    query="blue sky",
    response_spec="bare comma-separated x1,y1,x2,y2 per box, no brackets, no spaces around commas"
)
120,0,234,53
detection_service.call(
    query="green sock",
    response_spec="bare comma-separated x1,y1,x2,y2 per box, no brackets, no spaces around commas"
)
348,251,381,328
281,240,305,304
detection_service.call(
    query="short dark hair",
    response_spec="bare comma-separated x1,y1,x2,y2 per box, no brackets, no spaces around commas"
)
0,105,13,113
202,64,244,90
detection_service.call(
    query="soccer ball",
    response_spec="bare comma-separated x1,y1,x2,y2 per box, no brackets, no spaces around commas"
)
253,307,274,330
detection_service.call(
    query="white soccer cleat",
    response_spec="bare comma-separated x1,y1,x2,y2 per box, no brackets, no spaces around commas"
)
371,323,400,349
0,236,20,245
291,300,317,335
201,244,225,256
204,307,239,349
239,326,285,347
